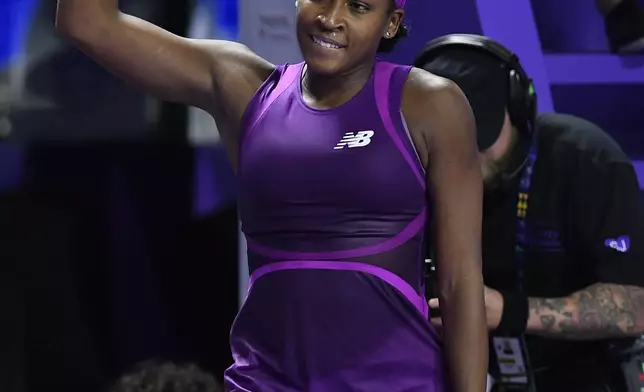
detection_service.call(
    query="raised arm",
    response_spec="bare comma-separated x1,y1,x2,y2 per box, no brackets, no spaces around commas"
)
55,0,274,151
403,69,487,392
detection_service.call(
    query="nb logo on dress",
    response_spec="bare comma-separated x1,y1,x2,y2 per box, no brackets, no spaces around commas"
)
334,131,374,150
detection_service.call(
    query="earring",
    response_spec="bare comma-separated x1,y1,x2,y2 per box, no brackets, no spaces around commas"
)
386,32,391,37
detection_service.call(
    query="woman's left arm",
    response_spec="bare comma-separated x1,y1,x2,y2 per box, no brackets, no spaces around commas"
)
403,69,487,392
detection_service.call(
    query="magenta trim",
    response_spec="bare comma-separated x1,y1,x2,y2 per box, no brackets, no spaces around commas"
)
246,208,426,259
374,62,425,188
249,260,428,318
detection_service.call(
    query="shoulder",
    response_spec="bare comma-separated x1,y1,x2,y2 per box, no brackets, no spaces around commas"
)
401,67,474,137
258,61,301,85
403,67,467,107
536,112,631,168
194,40,276,116
535,113,637,200
253,62,303,100
200,40,276,76
239,62,302,126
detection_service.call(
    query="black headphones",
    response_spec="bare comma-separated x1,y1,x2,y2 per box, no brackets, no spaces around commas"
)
414,34,538,135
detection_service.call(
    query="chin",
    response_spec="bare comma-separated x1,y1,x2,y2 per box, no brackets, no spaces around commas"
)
297,34,348,76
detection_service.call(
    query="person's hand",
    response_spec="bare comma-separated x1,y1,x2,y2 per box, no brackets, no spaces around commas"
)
428,286,504,330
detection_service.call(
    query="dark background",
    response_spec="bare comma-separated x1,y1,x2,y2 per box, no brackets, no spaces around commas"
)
0,1,239,390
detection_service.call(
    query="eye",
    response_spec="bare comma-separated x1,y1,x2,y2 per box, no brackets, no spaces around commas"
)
348,0,369,12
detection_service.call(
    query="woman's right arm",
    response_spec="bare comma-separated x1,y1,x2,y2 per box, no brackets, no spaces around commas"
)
55,0,274,123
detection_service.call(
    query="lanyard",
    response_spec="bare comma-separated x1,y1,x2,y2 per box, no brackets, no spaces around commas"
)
424,138,539,297
488,142,540,392
514,143,538,294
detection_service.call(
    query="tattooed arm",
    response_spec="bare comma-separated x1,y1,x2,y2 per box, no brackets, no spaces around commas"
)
525,283,644,339
527,140,644,340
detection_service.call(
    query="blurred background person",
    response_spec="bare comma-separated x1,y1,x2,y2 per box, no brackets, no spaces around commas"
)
416,34,644,392
109,360,222,392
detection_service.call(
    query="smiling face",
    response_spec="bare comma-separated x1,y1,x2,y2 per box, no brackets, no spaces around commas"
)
296,0,403,76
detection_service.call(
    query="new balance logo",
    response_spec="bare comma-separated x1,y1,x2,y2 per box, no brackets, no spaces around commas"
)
334,131,374,150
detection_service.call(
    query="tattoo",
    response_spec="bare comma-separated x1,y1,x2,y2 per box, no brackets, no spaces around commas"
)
527,284,644,339
539,315,556,330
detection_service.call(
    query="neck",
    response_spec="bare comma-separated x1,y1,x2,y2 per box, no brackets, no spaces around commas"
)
484,128,525,194
302,61,375,108
500,128,528,180
504,125,537,179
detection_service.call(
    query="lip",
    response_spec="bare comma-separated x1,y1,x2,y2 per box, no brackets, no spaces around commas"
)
310,34,347,49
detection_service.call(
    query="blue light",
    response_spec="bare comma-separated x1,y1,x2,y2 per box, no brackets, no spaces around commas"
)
0,0,39,68
215,0,238,39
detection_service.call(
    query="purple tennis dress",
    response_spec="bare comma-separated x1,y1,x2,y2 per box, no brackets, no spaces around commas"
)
225,59,445,391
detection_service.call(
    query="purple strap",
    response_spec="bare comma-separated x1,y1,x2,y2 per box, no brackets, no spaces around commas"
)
240,62,303,150
374,61,425,188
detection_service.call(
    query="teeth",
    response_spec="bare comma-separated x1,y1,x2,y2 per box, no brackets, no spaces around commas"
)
313,37,340,49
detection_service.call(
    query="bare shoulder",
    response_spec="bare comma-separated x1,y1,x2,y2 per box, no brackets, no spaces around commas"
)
402,67,472,134
401,67,475,160
404,66,454,93
194,40,275,88
197,40,274,72
191,40,275,122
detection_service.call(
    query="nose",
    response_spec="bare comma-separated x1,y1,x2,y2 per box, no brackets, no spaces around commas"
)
316,0,345,31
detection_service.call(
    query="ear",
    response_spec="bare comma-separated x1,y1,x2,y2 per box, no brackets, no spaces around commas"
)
383,9,404,39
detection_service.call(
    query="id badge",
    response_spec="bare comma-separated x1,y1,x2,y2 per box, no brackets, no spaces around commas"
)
491,336,535,391
620,354,644,391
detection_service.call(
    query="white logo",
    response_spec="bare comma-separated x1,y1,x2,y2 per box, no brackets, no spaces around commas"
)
334,130,374,150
